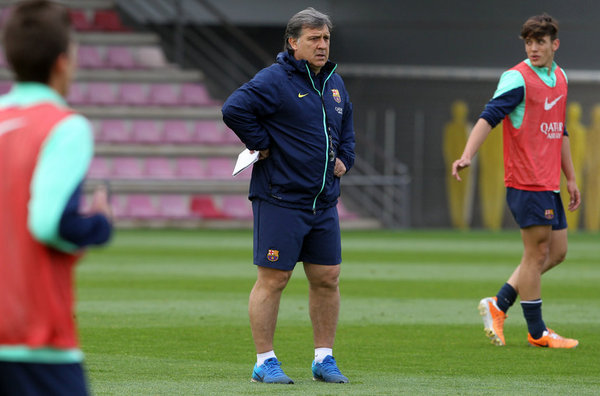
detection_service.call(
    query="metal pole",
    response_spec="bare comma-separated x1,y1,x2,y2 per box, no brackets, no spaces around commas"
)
383,109,396,226
412,110,424,227
175,0,185,66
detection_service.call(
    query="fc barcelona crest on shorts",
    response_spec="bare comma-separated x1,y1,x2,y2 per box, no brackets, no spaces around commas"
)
331,89,341,103
267,249,279,262
545,209,554,220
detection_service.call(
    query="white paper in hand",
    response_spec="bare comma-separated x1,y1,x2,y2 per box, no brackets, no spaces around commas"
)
232,148,259,176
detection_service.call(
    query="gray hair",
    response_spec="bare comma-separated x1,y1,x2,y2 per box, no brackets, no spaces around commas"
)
283,7,332,54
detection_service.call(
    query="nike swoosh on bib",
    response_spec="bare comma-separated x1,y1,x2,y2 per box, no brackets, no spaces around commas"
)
298,93,309,98
544,95,563,111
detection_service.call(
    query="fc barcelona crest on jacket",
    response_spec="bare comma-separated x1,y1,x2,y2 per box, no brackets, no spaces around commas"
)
267,249,279,262
331,89,341,103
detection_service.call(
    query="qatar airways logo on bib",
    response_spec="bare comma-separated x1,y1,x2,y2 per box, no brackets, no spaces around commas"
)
540,122,563,139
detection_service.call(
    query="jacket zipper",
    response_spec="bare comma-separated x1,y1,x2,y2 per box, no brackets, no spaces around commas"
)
306,64,337,213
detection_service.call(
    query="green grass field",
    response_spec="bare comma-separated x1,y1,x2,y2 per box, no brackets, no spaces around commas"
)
77,229,600,395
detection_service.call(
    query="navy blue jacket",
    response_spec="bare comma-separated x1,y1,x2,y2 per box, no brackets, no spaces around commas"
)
222,51,355,211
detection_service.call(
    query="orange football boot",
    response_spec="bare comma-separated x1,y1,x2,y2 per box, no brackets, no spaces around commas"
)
528,328,579,349
478,297,507,346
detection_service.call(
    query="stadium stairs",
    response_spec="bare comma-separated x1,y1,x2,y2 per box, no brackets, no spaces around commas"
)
0,0,378,229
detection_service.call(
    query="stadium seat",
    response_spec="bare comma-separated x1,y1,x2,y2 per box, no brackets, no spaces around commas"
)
92,9,130,32
136,46,168,69
194,121,225,144
86,82,117,106
106,46,137,69
87,157,112,179
118,83,149,106
77,46,105,69
174,157,207,180
124,194,158,218
100,119,131,143
131,120,163,144
190,195,227,219
148,83,181,106
205,157,235,179
222,125,241,144
337,199,359,220
144,157,174,179
163,120,192,144
109,194,127,219
69,9,94,31
180,83,212,106
112,157,143,179
220,195,252,220
157,195,190,219
66,82,87,105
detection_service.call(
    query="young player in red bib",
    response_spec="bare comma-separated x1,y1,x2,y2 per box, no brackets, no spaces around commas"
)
452,14,580,348
0,1,113,394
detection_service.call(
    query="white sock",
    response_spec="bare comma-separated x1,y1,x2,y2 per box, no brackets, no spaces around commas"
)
314,347,332,363
257,350,276,366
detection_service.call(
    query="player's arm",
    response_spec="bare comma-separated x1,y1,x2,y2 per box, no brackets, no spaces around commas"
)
560,135,581,211
222,69,280,152
451,118,493,181
452,70,525,181
28,114,112,252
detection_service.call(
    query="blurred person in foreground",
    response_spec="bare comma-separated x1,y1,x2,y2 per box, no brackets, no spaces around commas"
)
0,1,113,394
452,13,580,348
222,7,355,384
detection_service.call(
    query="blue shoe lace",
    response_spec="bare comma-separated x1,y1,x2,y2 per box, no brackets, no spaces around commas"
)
313,356,348,383
254,358,293,383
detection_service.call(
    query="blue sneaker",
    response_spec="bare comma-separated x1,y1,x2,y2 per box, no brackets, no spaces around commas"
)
312,355,349,383
251,357,294,384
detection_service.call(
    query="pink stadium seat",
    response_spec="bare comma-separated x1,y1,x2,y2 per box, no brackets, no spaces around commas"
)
220,195,252,220
205,157,235,180
174,157,207,180
86,82,117,106
144,157,174,179
190,195,227,219
112,157,143,179
0,81,12,95
69,10,94,31
87,157,111,179
77,46,104,69
148,83,180,106
124,194,158,218
100,119,131,143
193,120,225,144
157,195,190,219
337,199,359,220
118,83,149,106
66,82,86,105
222,125,241,144
131,120,162,144
180,83,212,106
92,9,130,32
109,195,127,219
106,46,136,69
163,120,192,144
136,46,168,69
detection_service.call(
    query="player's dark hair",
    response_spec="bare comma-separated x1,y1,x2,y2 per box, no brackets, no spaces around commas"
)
283,7,332,54
2,0,72,83
520,13,559,41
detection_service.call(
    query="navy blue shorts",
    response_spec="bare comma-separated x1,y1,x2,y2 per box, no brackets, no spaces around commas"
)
252,199,342,271
506,187,567,230
0,361,88,396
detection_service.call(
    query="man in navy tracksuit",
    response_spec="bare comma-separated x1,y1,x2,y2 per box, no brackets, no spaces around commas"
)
222,7,355,384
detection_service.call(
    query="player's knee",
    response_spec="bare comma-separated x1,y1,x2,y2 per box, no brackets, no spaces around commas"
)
309,271,339,290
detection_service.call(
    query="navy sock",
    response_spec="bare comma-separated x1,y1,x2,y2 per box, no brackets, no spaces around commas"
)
521,299,547,339
495,283,517,313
